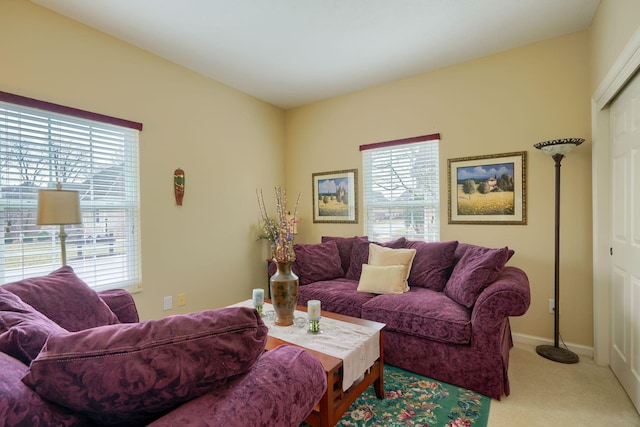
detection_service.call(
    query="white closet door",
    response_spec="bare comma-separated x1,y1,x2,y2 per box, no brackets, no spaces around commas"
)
610,69,640,413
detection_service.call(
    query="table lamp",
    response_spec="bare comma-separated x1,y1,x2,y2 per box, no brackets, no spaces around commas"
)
37,183,82,266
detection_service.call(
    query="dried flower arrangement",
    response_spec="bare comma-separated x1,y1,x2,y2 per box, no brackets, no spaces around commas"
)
256,186,300,262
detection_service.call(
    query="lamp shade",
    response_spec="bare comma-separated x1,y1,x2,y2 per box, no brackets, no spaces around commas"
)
37,189,81,225
534,138,584,156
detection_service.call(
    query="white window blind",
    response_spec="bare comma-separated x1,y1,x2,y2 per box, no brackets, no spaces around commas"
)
0,93,141,291
361,134,440,242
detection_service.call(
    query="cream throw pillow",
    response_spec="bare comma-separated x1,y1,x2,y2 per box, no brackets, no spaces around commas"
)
357,264,408,294
367,243,417,292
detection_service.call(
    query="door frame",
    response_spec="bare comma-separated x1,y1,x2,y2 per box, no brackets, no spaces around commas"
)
592,26,640,365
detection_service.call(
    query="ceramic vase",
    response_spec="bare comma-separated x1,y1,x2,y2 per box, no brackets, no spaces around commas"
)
269,260,299,326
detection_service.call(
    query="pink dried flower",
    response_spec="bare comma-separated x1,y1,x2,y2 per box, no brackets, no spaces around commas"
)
257,186,300,262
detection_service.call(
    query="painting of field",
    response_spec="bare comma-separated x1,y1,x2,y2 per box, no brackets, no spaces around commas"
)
456,184,514,215
318,196,349,216
313,169,357,223
455,160,515,216
448,152,525,224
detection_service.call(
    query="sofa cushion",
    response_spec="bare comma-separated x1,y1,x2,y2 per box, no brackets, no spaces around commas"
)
345,237,371,280
453,243,515,270
22,307,268,425
321,236,367,274
147,345,327,427
0,288,68,364
367,243,417,292
3,266,119,331
445,245,511,308
297,278,376,318
0,351,90,427
98,289,140,323
380,237,408,249
361,287,471,344
345,237,408,281
357,264,408,294
406,240,459,291
293,240,344,285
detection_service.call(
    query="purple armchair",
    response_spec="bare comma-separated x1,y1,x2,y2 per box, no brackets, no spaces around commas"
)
0,267,326,426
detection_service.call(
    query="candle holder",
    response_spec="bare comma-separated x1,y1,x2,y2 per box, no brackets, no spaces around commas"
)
307,299,321,333
252,288,265,317
308,319,321,334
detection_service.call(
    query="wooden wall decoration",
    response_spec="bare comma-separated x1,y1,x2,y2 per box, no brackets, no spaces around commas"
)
174,168,185,206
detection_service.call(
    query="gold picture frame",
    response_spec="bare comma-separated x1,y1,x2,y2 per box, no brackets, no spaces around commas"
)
312,169,358,223
448,151,527,225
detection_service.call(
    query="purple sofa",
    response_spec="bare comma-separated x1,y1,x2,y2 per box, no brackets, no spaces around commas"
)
0,266,326,426
285,236,530,400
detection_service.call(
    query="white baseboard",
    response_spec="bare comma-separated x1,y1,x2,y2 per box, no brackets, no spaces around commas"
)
512,332,594,360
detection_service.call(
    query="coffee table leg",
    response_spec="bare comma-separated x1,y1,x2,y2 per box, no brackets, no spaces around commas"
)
318,391,330,427
374,361,384,399
320,369,336,427
375,330,385,399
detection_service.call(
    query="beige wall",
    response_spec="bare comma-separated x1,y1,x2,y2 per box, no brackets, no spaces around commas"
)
0,0,286,320
590,0,640,92
286,32,593,346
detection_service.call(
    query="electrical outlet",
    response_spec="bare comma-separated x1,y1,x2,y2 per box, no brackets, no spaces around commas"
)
163,296,172,311
548,299,555,314
178,293,186,306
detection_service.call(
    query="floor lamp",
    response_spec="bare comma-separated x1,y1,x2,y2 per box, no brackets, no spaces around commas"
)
37,183,82,266
533,137,583,364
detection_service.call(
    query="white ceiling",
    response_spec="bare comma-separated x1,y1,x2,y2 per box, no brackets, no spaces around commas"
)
32,0,600,109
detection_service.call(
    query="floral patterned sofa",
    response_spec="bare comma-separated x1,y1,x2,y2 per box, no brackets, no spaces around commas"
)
0,266,326,426
283,236,530,400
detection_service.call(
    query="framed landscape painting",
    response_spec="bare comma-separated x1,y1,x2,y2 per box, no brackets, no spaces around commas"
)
447,151,527,225
312,169,357,223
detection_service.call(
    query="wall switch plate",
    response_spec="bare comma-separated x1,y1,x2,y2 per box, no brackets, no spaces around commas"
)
164,296,172,311
549,299,555,314
178,293,186,306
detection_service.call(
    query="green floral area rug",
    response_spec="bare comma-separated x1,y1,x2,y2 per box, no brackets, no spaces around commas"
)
337,365,490,427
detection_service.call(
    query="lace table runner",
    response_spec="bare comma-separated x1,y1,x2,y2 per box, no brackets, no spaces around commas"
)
231,300,380,391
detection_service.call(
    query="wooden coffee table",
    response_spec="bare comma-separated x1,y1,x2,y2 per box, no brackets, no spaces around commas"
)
264,301,385,427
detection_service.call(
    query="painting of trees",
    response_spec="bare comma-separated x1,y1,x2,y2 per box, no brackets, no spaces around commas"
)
448,152,526,224
462,179,477,199
455,161,515,215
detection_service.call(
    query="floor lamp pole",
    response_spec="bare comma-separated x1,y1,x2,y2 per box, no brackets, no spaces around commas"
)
535,149,580,364
553,153,562,349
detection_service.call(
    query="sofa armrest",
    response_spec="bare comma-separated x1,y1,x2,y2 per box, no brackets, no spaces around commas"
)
148,345,327,427
470,266,530,348
472,267,530,325
98,289,139,323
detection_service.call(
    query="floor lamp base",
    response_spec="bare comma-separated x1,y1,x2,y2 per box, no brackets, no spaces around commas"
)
536,344,579,364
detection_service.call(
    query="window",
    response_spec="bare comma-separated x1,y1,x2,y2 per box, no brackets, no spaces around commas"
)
0,92,142,290
361,133,440,242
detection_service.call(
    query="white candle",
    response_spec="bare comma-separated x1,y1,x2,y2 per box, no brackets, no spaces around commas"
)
252,288,264,306
308,300,321,320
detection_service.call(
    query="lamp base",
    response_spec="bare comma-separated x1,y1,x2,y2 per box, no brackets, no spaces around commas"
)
536,344,579,364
